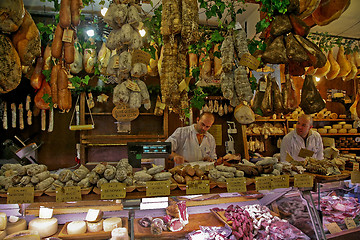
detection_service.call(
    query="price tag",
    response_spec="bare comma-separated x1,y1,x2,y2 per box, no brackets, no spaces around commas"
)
226,177,247,193
271,175,289,189
186,180,210,195
239,52,260,70
325,222,342,234
125,80,141,92
351,171,360,184
344,217,356,229
178,79,188,92
62,29,74,43
131,49,151,66
7,187,34,204
255,176,272,191
56,186,82,202
146,180,171,197
39,207,53,219
353,162,359,171
294,174,314,188
112,103,139,122
101,182,126,200
156,100,166,110
298,148,314,158
259,81,267,92
112,55,120,69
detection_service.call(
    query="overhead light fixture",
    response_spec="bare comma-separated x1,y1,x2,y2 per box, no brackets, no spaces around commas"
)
139,29,146,37
101,8,108,16
86,29,95,37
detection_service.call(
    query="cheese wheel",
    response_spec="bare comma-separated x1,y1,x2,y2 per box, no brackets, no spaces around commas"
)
312,128,318,132
87,220,103,233
333,124,342,129
348,129,358,134
338,129,347,133
6,218,27,235
0,230,6,240
67,221,86,235
103,217,122,232
0,213,6,231
4,230,40,240
328,129,338,134
111,227,129,240
318,128,327,134
339,122,346,125
28,218,58,238
343,124,352,129
324,126,332,129
339,114,347,119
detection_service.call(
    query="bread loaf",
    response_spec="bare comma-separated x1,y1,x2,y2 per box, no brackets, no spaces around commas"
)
0,0,25,33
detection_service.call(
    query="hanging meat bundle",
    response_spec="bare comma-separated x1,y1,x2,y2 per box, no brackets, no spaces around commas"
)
299,75,326,114
159,0,199,118
106,1,151,110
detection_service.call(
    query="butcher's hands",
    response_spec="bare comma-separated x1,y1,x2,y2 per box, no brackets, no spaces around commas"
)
203,156,215,162
223,153,241,161
173,154,187,165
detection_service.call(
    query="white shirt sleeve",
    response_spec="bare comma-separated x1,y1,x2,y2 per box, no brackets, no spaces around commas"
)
280,133,292,162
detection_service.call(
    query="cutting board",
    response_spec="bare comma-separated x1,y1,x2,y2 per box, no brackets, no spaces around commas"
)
307,170,351,182
58,217,128,240
134,212,224,239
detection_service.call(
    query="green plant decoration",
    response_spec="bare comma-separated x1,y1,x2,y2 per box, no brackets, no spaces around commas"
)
308,32,360,54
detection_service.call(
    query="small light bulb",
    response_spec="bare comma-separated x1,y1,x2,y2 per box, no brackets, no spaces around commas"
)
101,8,108,16
315,77,320,82
87,29,95,37
139,29,146,37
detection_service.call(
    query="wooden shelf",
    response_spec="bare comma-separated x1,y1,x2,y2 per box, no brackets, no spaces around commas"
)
337,148,360,150
287,118,351,122
246,133,285,136
86,112,157,116
254,119,286,122
319,133,360,136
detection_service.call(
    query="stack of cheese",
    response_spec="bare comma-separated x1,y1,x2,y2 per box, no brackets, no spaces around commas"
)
66,209,123,236
1,212,41,240
317,122,357,134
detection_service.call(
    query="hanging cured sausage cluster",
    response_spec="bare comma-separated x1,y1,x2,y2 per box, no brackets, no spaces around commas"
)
159,0,199,119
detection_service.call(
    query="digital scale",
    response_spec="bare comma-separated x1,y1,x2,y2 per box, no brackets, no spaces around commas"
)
127,142,171,168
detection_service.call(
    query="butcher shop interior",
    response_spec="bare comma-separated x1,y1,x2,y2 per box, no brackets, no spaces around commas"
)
0,0,360,239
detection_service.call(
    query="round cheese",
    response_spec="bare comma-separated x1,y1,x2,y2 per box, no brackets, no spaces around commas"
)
28,218,58,238
6,218,27,235
318,128,327,134
103,217,122,232
332,124,342,129
339,122,346,125
324,126,332,129
312,128,318,132
328,129,338,134
4,230,40,240
338,129,347,133
111,227,129,240
343,124,352,129
348,129,358,134
87,219,103,233
0,213,7,231
67,221,86,235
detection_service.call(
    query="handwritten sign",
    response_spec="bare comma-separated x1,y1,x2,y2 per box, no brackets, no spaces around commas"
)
178,79,188,92
132,49,151,66
7,187,34,204
298,148,314,158
112,103,139,122
325,222,342,234
255,176,272,191
56,186,81,202
344,217,356,229
112,55,120,69
294,174,314,188
353,162,359,171
186,180,210,195
351,171,360,184
62,29,74,43
101,182,126,200
271,175,289,189
146,180,170,197
226,177,247,193
239,53,260,70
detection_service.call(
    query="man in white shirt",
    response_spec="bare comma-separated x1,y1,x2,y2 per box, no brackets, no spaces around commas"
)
280,114,323,162
166,112,217,165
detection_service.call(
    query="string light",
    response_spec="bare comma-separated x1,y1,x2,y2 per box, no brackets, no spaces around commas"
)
86,29,95,37
315,77,320,82
139,29,146,37
101,8,108,16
